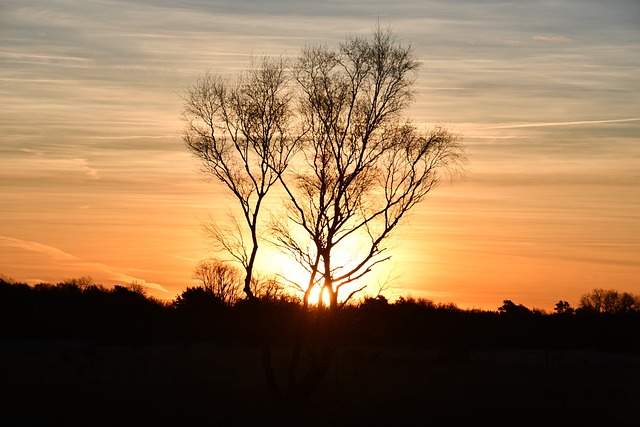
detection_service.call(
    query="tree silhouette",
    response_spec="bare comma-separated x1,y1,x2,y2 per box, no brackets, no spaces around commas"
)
249,273,292,303
578,288,639,314
271,28,465,309
182,56,299,300
554,300,574,315
498,300,531,315
277,26,464,402
193,257,243,305
182,25,466,403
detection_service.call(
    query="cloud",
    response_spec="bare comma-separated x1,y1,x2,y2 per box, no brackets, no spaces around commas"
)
0,236,169,293
533,35,573,43
0,236,78,262
87,135,174,140
72,158,100,179
8,150,101,180
19,148,45,156
17,155,101,180
0,51,91,67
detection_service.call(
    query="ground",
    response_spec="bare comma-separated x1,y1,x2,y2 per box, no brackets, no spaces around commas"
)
1,341,638,426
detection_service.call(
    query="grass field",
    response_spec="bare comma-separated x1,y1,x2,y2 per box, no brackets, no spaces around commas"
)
1,341,638,426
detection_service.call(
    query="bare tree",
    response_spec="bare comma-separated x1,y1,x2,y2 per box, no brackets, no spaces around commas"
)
250,273,293,303
265,26,466,402
126,280,147,296
271,26,466,310
182,56,299,300
193,258,243,305
183,57,303,400
579,288,640,314
182,26,466,404
59,276,95,291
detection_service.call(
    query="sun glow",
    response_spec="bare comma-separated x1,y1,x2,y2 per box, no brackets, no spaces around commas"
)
306,285,331,307
261,252,327,305
259,246,380,307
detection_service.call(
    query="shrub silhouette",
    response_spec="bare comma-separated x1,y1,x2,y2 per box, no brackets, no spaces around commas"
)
1,276,639,353
554,300,574,315
498,299,532,315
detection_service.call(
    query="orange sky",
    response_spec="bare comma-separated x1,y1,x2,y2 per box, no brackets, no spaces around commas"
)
1,0,639,310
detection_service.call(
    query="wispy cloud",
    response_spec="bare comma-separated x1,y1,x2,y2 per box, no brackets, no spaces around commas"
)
0,236,169,293
72,158,100,179
0,236,78,262
9,153,101,180
533,35,573,43
19,148,45,156
0,51,91,66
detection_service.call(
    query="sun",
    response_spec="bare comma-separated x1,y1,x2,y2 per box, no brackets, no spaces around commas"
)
275,256,313,291
259,245,380,306
266,252,330,305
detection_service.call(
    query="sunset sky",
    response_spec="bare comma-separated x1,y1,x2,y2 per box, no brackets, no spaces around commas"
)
1,0,638,310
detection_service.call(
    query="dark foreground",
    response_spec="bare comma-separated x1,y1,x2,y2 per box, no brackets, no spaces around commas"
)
1,341,638,427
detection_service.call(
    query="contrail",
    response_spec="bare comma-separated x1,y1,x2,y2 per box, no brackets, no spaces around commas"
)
167,254,198,262
483,117,640,130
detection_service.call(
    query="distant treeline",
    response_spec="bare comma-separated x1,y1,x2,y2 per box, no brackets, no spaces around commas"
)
1,276,638,352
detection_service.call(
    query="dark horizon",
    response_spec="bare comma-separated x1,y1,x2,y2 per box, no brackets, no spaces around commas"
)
1,275,639,426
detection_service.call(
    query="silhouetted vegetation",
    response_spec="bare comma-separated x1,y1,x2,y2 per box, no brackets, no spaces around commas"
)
578,288,640,314
0,277,168,345
1,275,638,426
2,276,638,353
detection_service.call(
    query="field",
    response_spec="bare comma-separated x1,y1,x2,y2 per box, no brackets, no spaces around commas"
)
1,341,638,426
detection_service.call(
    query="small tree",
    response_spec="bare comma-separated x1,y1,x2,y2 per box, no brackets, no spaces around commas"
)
250,274,292,303
579,289,639,314
59,275,94,290
182,56,299,299
193,258,243,305
498,300,531,315
554,300,574,315
127,280,147,296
